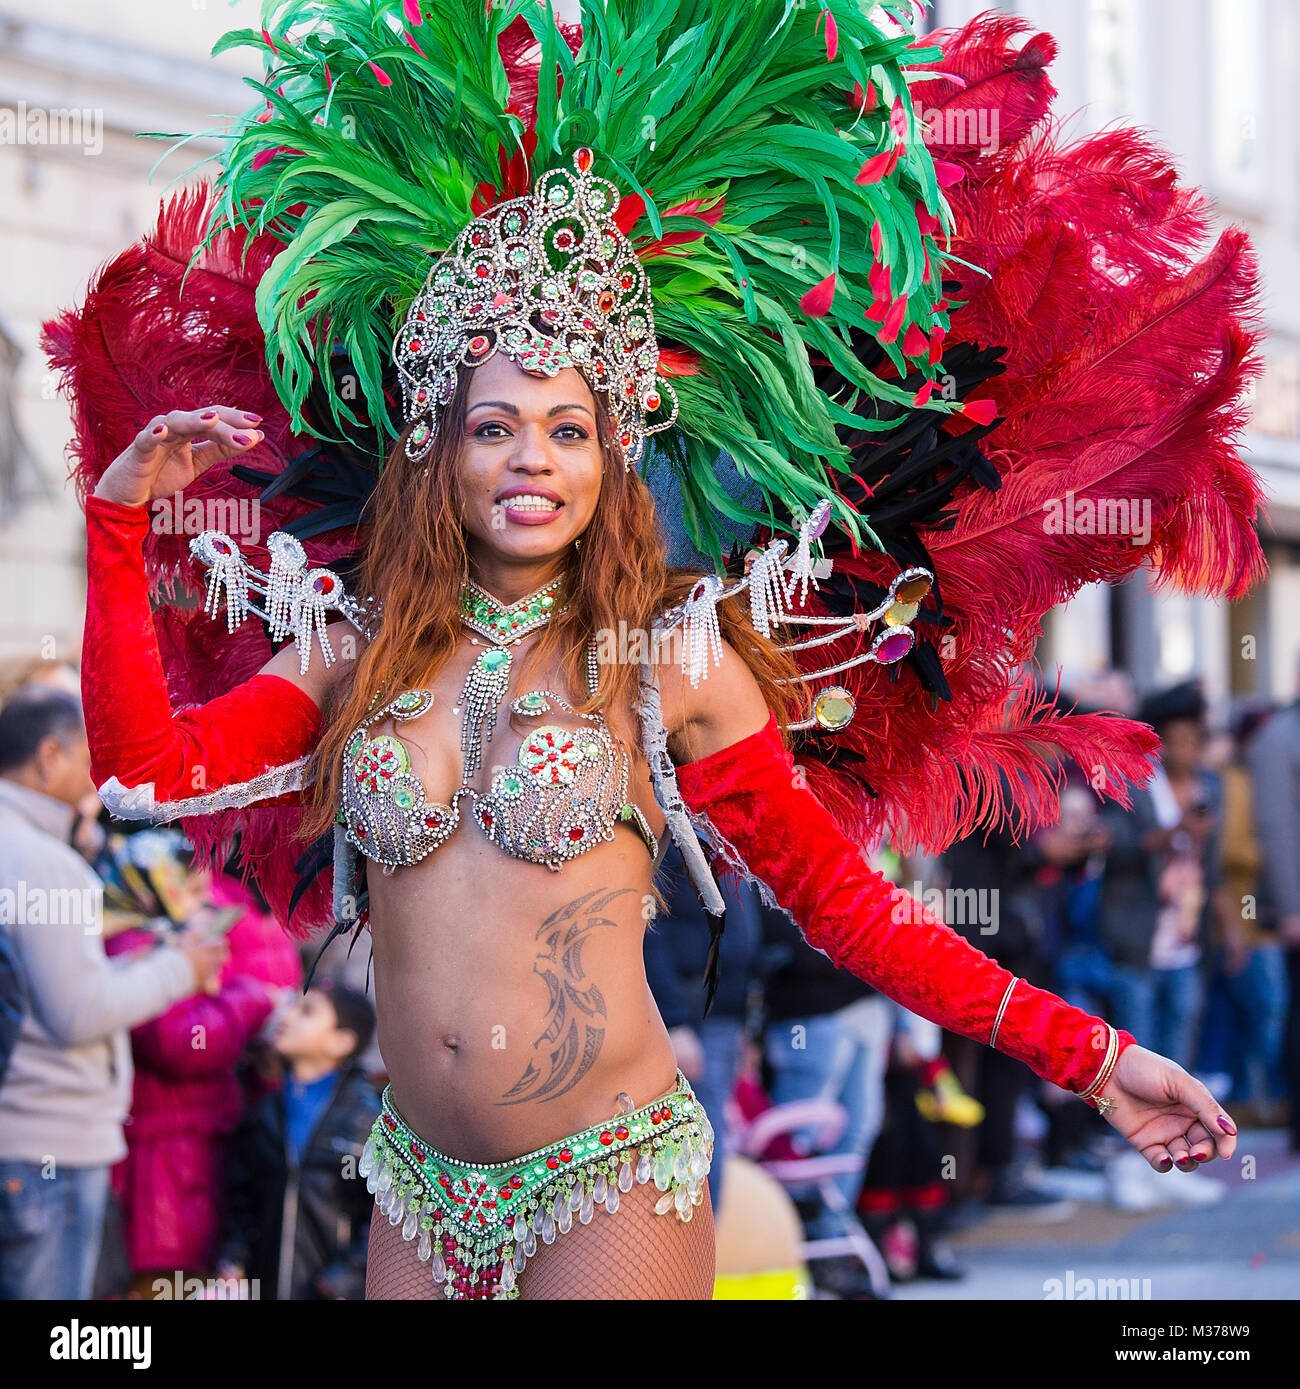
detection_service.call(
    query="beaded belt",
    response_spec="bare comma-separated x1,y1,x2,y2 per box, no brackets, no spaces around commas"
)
360,1072,713,1300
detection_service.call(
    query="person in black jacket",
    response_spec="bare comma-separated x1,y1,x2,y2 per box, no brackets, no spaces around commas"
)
1098,682,1221,1072
217,979,378,1299
940,814,1069,1211
643,841,763,1217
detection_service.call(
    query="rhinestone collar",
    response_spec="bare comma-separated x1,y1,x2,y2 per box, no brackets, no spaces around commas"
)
458,576,566,646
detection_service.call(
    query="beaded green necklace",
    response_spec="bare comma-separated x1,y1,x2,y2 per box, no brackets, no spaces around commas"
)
458,575,565,644
454,576,566,778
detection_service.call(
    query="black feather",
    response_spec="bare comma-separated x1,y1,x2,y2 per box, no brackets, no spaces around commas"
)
700,907,726,1018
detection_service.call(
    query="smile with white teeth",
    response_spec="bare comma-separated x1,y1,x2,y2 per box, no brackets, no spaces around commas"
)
501,494,561,511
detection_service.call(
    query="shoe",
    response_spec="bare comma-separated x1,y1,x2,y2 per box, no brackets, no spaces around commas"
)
912,1208,966,1281
1159,1165,1226,1207
808,1253,883,1300
1106,1150,1162,1213
880,1219,919,1283
915,1062,985,1127
986,1169,1076,1220
1106,1151,1226,1212
940,1197,988,1233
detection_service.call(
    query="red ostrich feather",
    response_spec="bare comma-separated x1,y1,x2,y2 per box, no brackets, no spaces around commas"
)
42,187,360,934
795,12,1265,854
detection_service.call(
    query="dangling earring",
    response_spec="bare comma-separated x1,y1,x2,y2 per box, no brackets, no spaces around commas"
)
574,535,583,550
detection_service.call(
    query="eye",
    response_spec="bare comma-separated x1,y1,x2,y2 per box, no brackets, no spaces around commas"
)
471,421,589,440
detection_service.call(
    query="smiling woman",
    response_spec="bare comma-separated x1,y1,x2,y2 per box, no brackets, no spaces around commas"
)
58,0,1259,1305
462,360,603,548
281,337,802,1299
302,350,802,857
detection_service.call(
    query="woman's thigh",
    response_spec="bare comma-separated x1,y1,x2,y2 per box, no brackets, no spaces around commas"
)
518,1174,715,1300
365,1177,716,1301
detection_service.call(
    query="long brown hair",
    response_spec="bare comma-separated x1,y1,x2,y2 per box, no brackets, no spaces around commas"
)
303,361,809,838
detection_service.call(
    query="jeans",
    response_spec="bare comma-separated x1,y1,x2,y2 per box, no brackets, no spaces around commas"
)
1110,963,1203,1071
690,1017,744,1218
0,1161,110,1300
1221,944,1289,1104
764,996,892,1238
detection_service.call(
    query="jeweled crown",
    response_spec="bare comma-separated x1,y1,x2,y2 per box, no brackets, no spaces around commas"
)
393,146,678,469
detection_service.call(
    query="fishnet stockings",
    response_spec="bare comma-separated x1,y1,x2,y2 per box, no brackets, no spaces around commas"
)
365,1177,716,1301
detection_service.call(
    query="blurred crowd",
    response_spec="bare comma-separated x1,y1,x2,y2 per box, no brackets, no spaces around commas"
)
0,653,1297,1300
0,658,380,1300
646,664,1300,1298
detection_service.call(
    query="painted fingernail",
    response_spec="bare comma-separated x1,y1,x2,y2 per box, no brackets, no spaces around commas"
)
151,424,166,435
199,410,218,420
1157,1158,1173,1172
1217,1116,1236,1134
243,411,263,423
1175,1158,1194,1170
233,432,252,445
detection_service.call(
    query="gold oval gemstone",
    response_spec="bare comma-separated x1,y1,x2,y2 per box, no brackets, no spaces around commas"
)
884,601,919,626
894,574,932,604
813,687,856,731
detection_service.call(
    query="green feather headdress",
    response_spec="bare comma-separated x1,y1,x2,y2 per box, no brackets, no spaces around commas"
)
206,0,960,563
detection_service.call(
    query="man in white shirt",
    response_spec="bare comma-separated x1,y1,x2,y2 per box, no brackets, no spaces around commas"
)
0,685,225,1299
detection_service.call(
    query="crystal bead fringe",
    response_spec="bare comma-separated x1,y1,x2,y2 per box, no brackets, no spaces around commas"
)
361,1078,713,1301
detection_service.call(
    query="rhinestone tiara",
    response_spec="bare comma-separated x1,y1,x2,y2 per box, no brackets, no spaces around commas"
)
392,146,679,470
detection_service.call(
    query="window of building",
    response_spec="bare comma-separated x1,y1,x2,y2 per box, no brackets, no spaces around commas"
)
1208,0,1264,196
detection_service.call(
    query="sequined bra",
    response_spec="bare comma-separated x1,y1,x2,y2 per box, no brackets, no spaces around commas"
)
339,688,659,872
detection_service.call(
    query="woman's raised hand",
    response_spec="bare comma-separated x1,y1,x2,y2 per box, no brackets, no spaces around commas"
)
1100,1044,1238,1172
92,406,265,508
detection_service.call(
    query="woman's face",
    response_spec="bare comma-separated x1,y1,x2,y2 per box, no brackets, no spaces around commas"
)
456,351,604,570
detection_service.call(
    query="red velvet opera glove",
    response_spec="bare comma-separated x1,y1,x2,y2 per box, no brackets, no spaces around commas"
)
675,712,1135,1099
82,493,323,817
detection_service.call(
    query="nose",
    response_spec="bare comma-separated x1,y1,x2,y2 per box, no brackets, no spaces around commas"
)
505,420,556,474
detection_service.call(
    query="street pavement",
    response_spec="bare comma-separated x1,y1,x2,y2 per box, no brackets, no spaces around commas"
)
890,1128,1300,1300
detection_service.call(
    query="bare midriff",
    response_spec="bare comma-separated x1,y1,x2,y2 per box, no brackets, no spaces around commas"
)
359,635,677,1165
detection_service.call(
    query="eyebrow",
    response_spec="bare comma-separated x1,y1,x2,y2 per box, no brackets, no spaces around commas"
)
467,400,594,419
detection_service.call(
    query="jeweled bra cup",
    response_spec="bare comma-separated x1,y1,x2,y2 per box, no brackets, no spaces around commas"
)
339,688,658,871
341,690,462,867
360,1072,713,1300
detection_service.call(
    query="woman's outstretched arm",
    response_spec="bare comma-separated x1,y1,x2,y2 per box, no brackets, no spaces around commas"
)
84,405,335,816
663,640,1238,1175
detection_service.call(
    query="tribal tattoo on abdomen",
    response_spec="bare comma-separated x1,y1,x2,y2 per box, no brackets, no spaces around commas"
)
498,887,635,1106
